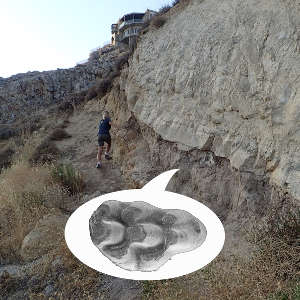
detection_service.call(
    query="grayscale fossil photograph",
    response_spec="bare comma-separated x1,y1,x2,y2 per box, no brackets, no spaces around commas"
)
89,200,207,272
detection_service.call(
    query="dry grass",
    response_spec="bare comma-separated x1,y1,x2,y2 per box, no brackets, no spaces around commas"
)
0,162,53,263
142,209,300,300
115,53,129,71
49,242,105,299
158,5,172,14
51,163,85,195
85,85,98,101
48,128,71,141
0,134,70,264
56,91,87,112
0,144,14,170
85,69,121,101
95,78,113,98
29,138,60,164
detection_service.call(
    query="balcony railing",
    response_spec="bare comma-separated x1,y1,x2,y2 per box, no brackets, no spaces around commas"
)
119,19,144,30
120,31,139,41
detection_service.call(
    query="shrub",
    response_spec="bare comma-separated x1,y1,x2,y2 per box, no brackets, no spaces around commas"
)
115,53,129,71
140,20,151,35
51,163,85,195
88,49,100,62
0,145,14,171
172,0,180,6
29,138,60,164
95,78,112,98
58,91,87,112
76,90,87,104
0,126,15,141
49,128,71,141
158,5,171,14
151,16,167,29
85,85,97,101
0,162,52,263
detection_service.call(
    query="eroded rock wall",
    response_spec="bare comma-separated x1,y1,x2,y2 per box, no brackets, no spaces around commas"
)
100,76,294,227
123,0,300,203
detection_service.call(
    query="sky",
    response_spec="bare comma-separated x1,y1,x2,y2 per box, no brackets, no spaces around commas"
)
0,0,171,78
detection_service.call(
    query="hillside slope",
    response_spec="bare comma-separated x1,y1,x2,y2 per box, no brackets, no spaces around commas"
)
0,0,299,298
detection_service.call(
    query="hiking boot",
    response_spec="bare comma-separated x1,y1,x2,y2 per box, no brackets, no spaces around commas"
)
96,162,102,168
105,153,112,160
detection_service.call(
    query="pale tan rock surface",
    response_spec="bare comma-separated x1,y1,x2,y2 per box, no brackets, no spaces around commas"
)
124,0,300,201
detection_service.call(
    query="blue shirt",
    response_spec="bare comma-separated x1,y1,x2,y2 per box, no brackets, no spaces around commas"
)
98,117,111,135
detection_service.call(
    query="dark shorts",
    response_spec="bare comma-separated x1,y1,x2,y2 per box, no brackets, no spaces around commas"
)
98,134,111,147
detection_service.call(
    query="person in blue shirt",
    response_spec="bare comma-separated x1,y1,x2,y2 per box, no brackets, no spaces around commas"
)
96,110,112,168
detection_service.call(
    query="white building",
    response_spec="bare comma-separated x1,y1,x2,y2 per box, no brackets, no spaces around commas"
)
111,10,157,47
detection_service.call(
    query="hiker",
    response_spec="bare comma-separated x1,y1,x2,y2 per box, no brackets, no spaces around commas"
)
96,110,112,168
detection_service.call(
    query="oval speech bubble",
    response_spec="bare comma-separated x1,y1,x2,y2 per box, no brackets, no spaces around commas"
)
65,169,225,280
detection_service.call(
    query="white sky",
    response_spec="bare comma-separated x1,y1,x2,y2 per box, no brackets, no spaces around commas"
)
0,0,171,78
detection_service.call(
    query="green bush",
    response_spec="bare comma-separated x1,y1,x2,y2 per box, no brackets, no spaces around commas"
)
51,163,85,195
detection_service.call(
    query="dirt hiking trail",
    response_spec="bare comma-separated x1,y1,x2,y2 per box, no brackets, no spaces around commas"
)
55,109,126,198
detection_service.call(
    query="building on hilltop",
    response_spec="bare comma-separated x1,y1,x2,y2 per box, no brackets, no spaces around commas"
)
111,9,157,47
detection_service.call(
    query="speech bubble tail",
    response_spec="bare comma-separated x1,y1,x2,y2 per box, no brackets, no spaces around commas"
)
142,169,179,192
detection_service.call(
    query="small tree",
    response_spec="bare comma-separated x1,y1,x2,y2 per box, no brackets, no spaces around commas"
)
158,5,171,14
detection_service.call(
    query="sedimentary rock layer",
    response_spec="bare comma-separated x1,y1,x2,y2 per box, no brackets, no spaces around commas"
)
124,0,300,202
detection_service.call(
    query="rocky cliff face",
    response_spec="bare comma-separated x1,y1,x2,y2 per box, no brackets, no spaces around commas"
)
1,0,299,220
118,0,300,207
0,46,123,124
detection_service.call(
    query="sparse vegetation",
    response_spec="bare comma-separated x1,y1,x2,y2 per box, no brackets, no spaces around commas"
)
57,90,87,112
88,49,100,62
151,15,167,29
115,53,129,71
85,85,98,101
95,78,113,98
0,126,15,141
142,208,300,300
0,132,83,265
0,144,14,170
84,68,122,101
51,163,85,195
0,161,54,263
29,137,60,164
158,5,172,14
48,128,71,141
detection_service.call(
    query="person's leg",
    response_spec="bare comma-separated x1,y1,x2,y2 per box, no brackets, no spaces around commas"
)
97,136,104,167
106,142,111,154
105,136,112,159
97,146,103,162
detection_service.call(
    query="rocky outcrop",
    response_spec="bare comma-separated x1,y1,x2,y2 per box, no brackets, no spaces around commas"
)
0,45,126,124
121,0,300,203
